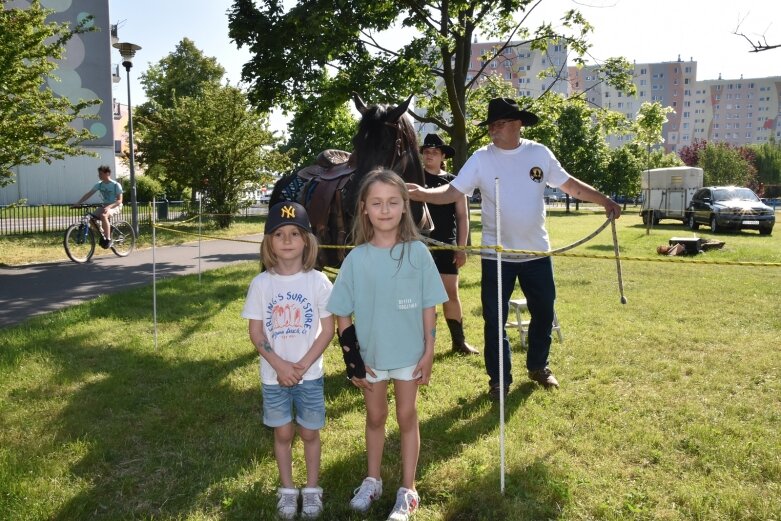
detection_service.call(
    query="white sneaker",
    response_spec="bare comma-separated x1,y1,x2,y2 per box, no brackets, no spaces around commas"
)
349,476,382,513
301,486,323,519
387,487,419,521
276,487,299,520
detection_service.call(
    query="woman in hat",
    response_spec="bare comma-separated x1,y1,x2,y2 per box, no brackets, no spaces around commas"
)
420,133,479,355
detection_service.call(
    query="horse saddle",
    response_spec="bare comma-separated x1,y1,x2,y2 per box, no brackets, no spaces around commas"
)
298,150,355,250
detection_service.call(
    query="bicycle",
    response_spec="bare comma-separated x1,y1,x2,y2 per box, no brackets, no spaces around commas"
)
64,205,137,263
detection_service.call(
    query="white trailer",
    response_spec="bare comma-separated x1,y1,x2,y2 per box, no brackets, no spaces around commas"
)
640,166,704,225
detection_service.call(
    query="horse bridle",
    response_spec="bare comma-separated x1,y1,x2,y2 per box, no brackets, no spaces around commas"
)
384,120,410,175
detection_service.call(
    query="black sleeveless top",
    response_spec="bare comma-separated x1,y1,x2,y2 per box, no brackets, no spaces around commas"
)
424,171,457,244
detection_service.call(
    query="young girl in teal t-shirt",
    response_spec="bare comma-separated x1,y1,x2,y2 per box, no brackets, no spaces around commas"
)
327,169,447,521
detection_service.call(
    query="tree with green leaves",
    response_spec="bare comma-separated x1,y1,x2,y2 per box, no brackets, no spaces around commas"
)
604,146,642,208
135,38,228,201
750,139,781,196
139,38,225,109
228,0,635,173
0,0,99,187
136,85,291,227
633,101,674,153
699,142,756,187
284,93,356,169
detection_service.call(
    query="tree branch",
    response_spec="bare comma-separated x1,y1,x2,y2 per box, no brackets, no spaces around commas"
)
733,17,780,52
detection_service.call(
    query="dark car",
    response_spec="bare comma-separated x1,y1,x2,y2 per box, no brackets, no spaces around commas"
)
685,186,775,235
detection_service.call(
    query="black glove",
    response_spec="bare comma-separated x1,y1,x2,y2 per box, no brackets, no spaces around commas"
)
338,325,366,379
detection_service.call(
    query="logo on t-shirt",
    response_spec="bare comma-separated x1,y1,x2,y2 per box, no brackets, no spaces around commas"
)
265,292,315,340
529,167,543,183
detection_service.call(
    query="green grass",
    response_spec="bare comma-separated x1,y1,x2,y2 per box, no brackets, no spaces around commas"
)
1,212,780,520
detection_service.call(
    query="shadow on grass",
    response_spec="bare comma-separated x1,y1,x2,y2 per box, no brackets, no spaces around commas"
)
438,456,569,520
42,333,263,519
3,262,566,520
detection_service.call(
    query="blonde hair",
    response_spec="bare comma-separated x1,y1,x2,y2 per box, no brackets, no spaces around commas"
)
352,169,420,249
261,227,320,272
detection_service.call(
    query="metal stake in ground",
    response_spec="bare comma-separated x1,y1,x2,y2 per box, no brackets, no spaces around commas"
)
610,213,628,305
495,177,506,494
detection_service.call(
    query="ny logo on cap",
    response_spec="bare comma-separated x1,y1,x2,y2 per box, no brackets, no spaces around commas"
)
281,205,296,219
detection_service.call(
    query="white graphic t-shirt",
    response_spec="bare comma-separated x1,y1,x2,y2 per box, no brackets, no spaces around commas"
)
242,269,333,385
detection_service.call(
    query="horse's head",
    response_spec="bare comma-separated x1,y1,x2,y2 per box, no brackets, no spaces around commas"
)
270,93,432,269
347,94,431,232
351,93,424,187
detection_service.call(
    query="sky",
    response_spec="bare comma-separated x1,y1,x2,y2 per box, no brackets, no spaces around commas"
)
109,0,781,132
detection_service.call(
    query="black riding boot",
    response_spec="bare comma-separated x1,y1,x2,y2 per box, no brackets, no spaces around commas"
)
446,318,479,355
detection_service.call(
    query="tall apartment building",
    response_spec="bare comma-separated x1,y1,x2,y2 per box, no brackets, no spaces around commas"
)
418,39,569,135
468,40,569,98
683,77,781,149
568,57,781,152
0,0,116,205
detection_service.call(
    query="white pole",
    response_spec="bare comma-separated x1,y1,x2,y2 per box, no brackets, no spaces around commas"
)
198,197,202,283
495,177,505,494
152,197,158,351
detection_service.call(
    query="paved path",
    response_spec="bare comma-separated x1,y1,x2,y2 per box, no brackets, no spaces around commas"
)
0,235,264,328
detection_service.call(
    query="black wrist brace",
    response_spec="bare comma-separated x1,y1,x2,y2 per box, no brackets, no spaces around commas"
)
338,325,366,379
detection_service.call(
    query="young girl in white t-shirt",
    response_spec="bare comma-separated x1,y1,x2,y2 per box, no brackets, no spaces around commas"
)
327,169,447,521
241,201,334,520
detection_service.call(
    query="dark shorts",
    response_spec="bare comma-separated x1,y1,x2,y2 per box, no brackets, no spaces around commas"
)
432,249,458,275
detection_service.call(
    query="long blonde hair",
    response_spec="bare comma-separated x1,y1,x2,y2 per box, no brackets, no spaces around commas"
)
261,227,319,272
352,169,420,260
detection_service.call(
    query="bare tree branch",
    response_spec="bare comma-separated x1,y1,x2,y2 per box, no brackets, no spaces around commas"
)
734,17,780,52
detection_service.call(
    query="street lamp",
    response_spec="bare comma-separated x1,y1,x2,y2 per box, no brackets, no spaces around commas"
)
113,41,142,235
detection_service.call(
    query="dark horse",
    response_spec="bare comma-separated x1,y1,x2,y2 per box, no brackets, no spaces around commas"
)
269,93,431,268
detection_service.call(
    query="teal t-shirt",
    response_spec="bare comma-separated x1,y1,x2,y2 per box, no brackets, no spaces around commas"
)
327,240,447,370
93,179,123,205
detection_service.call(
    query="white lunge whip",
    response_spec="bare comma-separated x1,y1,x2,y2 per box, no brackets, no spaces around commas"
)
609,212,627,305
152,197,158,350
495,177,506,494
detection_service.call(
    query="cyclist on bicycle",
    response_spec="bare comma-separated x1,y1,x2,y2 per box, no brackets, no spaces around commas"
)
73,165,123,248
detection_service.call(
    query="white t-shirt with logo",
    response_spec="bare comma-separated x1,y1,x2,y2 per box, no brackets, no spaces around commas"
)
242,269,333,385
450,140,570,260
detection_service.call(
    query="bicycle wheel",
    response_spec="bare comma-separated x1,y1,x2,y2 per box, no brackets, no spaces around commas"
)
110,221,136,257
64,223,96,263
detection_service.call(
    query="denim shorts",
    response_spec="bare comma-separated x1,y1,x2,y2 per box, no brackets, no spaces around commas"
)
366,364,419,383
261,377,325,430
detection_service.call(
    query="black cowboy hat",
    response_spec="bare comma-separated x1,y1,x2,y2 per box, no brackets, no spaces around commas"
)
478,97,539,127
420,133,455,158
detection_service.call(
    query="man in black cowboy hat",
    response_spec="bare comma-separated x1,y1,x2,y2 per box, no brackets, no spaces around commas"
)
408,98,621,397
420,133,479,355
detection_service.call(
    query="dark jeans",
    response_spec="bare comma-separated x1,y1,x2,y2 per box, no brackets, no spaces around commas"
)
481,257,556,387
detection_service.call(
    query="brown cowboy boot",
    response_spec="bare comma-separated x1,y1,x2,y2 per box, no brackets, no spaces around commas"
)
446,318,479,355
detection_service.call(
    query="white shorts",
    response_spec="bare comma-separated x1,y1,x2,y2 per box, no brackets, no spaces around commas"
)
366,364,419,383
97,204,122,218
